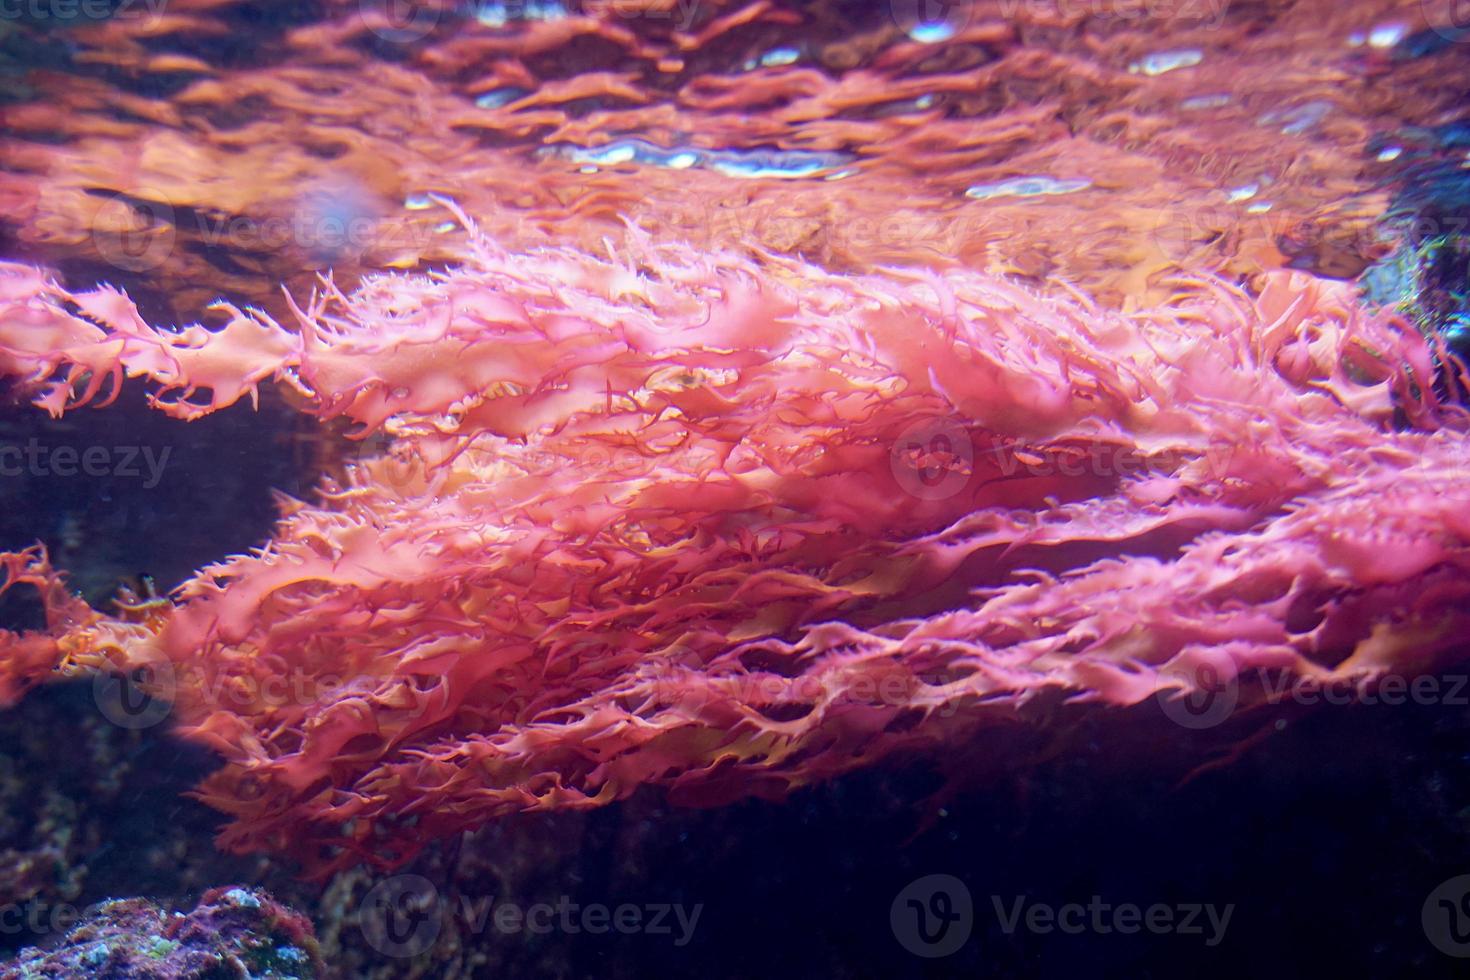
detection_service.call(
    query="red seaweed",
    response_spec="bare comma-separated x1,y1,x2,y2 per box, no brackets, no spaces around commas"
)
1,225,1466,875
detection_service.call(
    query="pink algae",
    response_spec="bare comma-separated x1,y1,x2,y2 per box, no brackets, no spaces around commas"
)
1,220,1468,875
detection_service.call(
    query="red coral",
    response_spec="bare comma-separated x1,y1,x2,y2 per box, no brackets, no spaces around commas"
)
1,226,1467,876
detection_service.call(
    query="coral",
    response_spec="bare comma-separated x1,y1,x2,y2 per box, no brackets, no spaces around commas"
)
0,218,1467,875
0,886,322,979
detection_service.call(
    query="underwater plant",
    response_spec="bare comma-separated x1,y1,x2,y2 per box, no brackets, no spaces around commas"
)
1,213,1468,875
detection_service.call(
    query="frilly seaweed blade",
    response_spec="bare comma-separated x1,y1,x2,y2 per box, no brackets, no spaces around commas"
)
1,222,1468,876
